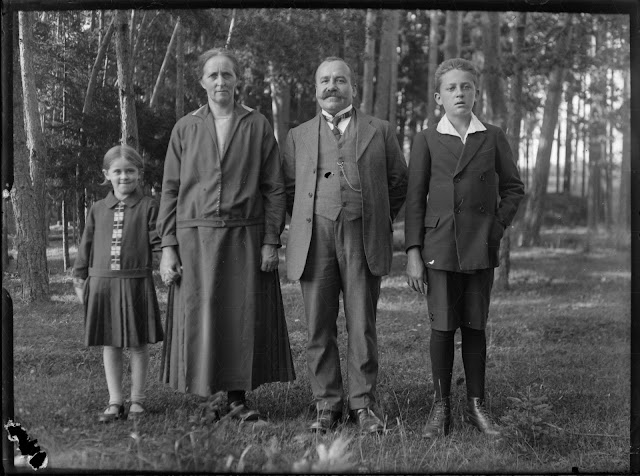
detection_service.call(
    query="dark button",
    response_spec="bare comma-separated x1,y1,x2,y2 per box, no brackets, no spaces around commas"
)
306,218,311,223
308,192,313,198
480,206,485,213
454,177,461,183
480,174,486,181
341,187,345,191
312,169,316,174
342,202,347,207
455,208,461,214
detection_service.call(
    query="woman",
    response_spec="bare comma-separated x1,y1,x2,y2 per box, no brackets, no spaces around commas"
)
157,48,295,421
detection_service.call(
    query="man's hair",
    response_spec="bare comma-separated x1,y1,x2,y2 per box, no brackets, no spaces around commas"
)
434,58,480,92
315,56,357,85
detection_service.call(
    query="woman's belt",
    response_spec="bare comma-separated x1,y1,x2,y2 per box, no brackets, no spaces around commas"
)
88,267,152,278
176,217,264,228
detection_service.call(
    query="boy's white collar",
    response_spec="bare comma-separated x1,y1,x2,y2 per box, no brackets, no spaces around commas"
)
436,113,486,143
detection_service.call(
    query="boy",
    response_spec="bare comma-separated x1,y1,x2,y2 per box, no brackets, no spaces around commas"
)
405,58,524,438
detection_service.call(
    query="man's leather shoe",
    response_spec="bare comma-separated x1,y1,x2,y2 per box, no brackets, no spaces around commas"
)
463,397,502,437
422,397,451,438
228,400,265,422
352,407,385,434
310,408,342,432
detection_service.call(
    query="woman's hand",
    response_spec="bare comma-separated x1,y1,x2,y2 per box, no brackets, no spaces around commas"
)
260,244,279,272
160,246,182,285
406,247,427,295
73,278,85,304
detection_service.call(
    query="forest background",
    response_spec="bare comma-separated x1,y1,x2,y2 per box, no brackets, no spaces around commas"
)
1,4,634,473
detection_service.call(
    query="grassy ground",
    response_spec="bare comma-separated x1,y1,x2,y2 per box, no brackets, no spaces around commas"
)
2,227,630,472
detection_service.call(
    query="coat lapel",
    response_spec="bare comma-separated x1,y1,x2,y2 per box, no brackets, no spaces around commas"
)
195,105,220,161
454,131,487,176
301,114,321,165
221,104,251,160
355,111,376,162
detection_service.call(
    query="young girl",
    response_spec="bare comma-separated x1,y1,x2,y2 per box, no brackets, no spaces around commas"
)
73,145,163,423
405,58,524,438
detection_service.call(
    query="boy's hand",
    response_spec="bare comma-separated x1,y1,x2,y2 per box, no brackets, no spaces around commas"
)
406,247,427,295
73,278,85,304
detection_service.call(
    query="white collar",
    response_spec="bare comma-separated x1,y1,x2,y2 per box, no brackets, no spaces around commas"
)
321,105,354,121
436,113,486,144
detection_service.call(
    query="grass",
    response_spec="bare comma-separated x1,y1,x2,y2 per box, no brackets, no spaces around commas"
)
2,226,630,472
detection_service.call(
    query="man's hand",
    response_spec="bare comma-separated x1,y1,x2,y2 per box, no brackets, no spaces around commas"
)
260,244,279,272
406,247,427,295
160,246,182,285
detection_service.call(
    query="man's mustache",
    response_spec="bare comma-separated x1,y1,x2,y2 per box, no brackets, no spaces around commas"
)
322,91,344,99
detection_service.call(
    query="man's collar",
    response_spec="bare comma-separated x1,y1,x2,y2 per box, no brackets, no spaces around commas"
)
104,187,144,208
321,104,354,120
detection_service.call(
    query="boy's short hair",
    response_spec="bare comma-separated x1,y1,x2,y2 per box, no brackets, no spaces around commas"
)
435,58,480,92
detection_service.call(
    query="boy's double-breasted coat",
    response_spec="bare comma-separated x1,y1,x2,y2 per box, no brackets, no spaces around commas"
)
404,123,524,271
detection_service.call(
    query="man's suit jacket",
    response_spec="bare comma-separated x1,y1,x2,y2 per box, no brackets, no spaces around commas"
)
282,110,408,281
404,124,524,271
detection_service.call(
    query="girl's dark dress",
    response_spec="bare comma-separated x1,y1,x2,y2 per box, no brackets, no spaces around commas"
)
73,188,163,347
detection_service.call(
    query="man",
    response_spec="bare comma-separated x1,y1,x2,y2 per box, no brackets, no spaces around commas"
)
282,57,408,434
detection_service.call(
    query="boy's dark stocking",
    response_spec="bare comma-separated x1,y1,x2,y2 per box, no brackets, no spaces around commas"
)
430,329,455,400
461,326,486,399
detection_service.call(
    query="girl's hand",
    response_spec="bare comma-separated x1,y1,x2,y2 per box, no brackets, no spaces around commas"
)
160,246,182,285
406,247,427,295
260,244,279,272
73,278,85,304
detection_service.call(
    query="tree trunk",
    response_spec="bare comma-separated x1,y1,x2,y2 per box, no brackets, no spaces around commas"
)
2,198,10,270
521,18,572,247
482,12,507,129
175,14,184,121
62,194,70,271
150,17,181,110
443,10,461,59
13,12,50,301
83,17,114,116
115,10,139,149
374,10,399,121
499,11,526,289
427,10,440,127
563,83,574,193
225,9,236,48
556,120,561,193
361,9,377,115
614,69,630,247
388,11,400,126
586,26,607,246
269,63,290,145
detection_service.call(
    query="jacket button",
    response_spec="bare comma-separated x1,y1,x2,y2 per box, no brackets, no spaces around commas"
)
306,218,311,223
308,192,313,197
454,177,461,183
312,169,316,174
455,208,461,214
480,206,485,213
480,174,485,181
